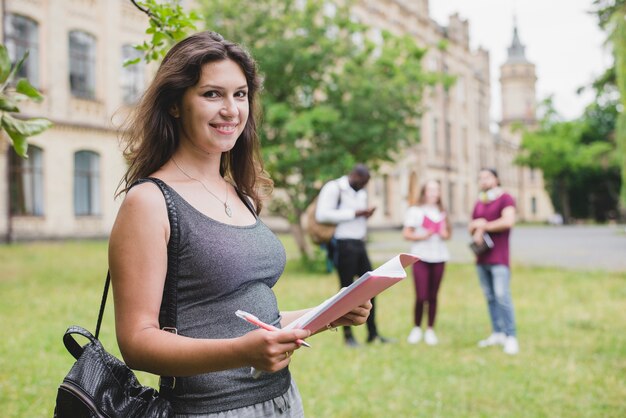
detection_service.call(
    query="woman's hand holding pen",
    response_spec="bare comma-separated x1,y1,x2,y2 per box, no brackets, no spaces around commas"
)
238,328,311,373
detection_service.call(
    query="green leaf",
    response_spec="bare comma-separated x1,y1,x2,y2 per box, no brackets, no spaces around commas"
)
2,114,52,136
123,57,142,67
0,45,11,83
3,126,28,158
151,31,167,46
0,45,11,84
16,79,44,102
0,95,20,112
4,50,29,87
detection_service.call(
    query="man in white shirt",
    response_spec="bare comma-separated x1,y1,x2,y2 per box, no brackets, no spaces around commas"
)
316,164,390,346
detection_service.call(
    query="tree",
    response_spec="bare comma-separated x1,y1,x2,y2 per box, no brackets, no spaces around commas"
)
516,0,626,223
0,46,51,158
516,98,619,222
571,101,621,221
198,0,449,257
593,0,626,218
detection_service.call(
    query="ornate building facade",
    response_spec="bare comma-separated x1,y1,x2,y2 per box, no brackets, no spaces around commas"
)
349,0,553,229
0,0,148,240
0,0,552,241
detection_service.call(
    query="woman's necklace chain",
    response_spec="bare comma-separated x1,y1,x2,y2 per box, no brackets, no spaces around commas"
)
172,157,233,217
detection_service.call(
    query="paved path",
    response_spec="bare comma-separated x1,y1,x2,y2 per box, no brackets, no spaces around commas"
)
368,225,626,272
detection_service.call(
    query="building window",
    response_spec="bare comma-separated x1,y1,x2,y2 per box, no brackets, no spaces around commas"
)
4,14,39,86
369,27,383,58
74,151,100,216
463,182,470,214
427,56,438,72
448,181,455,215
456,76,465,103
531,196,537,215
9,146,44,216
121,45,144,104
479,145,487,168
432,116,439,155
69,31,96,99
462,126,469,160
445,121,452,159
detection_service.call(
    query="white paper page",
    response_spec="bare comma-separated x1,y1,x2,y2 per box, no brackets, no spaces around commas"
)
367,254,407,278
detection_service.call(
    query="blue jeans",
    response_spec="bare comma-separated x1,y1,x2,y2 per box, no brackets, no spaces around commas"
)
476,264,517,337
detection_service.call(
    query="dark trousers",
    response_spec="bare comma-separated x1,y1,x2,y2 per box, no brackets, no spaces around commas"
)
412,261,446,328
333,239,378,339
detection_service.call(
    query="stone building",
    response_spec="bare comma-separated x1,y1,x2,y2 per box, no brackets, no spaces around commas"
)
495,25,551,222
349,0,553,229
0,0,552,242
0,0,148,241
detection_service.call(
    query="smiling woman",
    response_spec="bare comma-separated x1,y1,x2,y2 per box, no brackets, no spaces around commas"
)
118,32,268,212
171,60,250,156
108,31,373,417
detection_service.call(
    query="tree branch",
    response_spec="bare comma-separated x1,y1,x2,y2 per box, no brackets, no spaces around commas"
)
130,0,151,17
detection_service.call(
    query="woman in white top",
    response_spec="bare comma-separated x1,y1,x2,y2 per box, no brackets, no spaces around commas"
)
402,180,451,345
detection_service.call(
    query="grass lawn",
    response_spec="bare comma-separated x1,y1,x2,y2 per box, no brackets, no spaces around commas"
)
1,238,625,417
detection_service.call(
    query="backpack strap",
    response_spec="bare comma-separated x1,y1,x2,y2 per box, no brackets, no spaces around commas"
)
138,177,179,334
137,177,180,391
93,177,180,391
94,271,111,340
235,188,258,218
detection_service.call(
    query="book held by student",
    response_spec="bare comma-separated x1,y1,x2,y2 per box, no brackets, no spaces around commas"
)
421,214,445,234
284,253,419,333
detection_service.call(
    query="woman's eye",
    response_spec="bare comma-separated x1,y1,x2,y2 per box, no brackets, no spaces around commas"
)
235,90,248,98
203,91,219,98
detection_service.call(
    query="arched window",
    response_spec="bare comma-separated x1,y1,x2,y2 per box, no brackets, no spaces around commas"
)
74,151,100,216
9,146,44,216
4,14,39,86
121,44,145,104
69,31,96,98
448,181,456,216
432,116,439,155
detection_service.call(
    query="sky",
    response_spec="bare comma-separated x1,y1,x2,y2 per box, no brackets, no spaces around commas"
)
429,0,612,125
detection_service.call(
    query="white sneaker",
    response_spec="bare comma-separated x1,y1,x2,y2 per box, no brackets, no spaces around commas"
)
503,336,519,355
407,327,422,344
424,329,438,345
478,332,506,347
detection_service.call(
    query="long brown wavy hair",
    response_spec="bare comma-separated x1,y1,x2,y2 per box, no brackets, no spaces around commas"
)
118,31,272,213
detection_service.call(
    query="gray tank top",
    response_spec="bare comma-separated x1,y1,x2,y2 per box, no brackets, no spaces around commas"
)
155,181,290,414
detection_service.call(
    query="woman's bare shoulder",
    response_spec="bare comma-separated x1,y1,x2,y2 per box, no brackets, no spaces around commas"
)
114,181,170,234
123,180,167,209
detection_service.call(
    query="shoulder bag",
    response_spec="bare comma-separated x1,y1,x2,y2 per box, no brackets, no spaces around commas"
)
54,178,178,418
305,181,342,245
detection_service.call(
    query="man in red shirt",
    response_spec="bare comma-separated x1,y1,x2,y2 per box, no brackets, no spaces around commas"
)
469,168,519,355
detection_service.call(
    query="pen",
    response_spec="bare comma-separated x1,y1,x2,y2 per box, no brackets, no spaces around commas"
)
235,310,311,348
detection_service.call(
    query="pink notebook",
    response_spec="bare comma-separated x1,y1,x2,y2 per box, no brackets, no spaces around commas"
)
284,253,419,332
422,214,445,234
